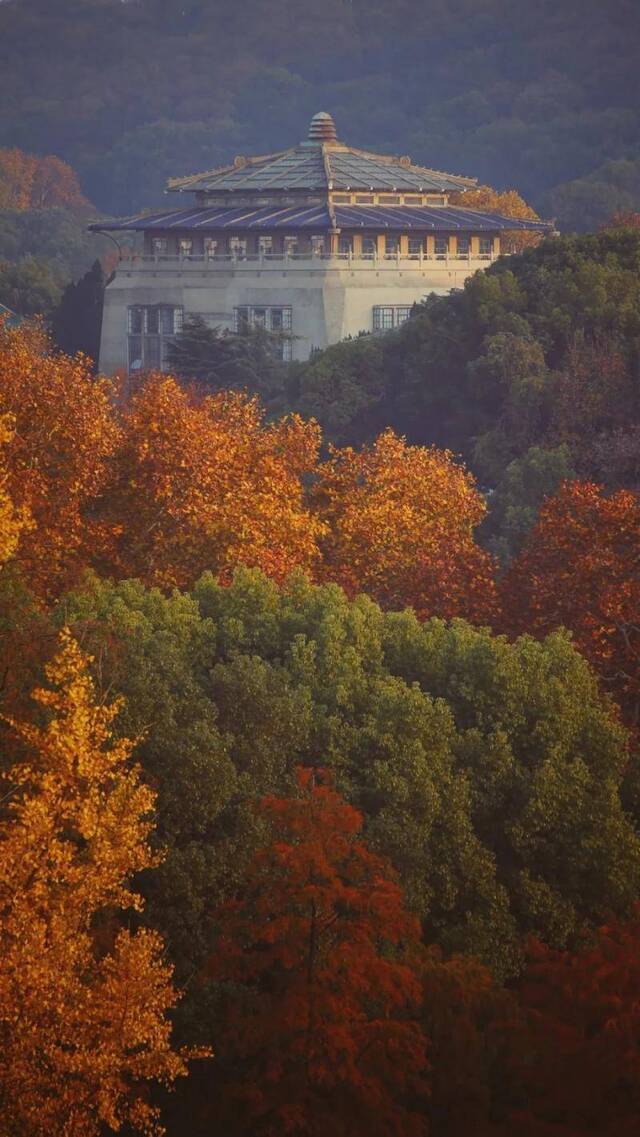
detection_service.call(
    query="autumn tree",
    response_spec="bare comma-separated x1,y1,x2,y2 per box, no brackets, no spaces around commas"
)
312,429,497,622
204,769,428,1137
104,375,323,589
449,184,544,252
0,412,29,566
0,322,119,597
0,147,90,213
0,629,200,1136
502,481,640,725
512,913,640,1136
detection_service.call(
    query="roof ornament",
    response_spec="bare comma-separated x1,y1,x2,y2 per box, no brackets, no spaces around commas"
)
308,112,338,143
233,155,248,168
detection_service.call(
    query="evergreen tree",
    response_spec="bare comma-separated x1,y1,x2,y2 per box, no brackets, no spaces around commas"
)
51,258,105,364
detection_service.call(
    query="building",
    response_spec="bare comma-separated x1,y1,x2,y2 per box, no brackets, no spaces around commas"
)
91,112,549,374
0,302,24,330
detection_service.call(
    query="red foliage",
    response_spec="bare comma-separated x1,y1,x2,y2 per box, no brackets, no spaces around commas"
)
206,769,429,1137
502,481,640,724
511,912,640,1136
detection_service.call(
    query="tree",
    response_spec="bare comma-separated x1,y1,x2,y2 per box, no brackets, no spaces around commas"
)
0,322,119,598
0,148,90,214
312,429,498,623
502,481,640,725
0,254,64,317
513,912,640,1136
0,413,30,566
165,314,291,402
0,629,201,1136
449,185,544,252
51,258,105,364
61,567,640,986
204,769,428,1137
481,445,576,563
104,375,323,589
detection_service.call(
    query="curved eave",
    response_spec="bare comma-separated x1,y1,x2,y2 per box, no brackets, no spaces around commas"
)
89,204,551,234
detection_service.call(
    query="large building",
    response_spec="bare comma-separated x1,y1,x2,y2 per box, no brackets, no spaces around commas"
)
91,113,548,373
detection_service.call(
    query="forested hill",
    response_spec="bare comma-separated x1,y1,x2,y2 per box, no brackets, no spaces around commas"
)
1,0,639,228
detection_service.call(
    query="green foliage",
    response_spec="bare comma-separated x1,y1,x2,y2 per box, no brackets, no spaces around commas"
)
166,315,291,401
282,229,640,554
0,208,110,282
57,567,640,989
481,444,576,562
0,255,64,317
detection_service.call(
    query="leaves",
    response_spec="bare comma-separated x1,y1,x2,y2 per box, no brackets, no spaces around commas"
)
0,629,203,1136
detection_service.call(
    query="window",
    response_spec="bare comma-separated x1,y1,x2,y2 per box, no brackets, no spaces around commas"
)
434,236,449,258
479,236,493,256
372,305,413,331
204,237,218,259
385,235,399,257
233,305,293,360
408,236,424,257
283,235,298,256
456,235,470,256
179,238,193,258
258,235,273,256
229,236,247,259
332,194,351,204
361,236,377,257
127,305,182,374
379,195,401,205
338,235,353,255
404,195,423,205
355,194,375,204
152,237,168,257
311,235,326,256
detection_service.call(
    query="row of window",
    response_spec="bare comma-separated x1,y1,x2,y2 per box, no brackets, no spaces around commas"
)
127,302,421,372
330,193,447,206
149,234,494,258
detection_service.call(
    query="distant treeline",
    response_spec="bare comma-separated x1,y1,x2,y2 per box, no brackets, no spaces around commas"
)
0,0,639,227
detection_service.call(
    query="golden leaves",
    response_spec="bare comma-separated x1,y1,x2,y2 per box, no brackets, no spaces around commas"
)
0,629,202,1136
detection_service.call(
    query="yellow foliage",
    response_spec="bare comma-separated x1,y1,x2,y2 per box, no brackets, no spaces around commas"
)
450,184,543,252
0,630,203,1136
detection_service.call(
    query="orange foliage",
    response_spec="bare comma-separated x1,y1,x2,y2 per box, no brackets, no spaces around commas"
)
206,769,428,1137
312,429,498,622
450,184,543,252
511,913,640,1137
0,412,31,566
0,323,119,598
502,481,640,723
0,630,202,1136
0,146,91,213
104,374,324,589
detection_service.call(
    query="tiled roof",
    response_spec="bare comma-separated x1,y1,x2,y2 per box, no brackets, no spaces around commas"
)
167,147,476,194
166,114,477,196
90,204,550,234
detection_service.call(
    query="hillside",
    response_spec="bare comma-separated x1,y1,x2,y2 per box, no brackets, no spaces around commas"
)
0,0,639,227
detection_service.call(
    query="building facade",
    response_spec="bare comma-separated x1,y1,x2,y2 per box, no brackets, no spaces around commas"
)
91,113,548,373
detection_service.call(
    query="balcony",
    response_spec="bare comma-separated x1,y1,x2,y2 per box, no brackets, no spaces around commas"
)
117,249,500,271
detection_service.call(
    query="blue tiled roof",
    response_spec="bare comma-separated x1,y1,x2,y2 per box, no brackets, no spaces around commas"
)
167,145,477,195
90,203,549,234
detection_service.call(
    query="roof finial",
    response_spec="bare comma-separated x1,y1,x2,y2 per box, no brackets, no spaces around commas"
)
308,111,338,143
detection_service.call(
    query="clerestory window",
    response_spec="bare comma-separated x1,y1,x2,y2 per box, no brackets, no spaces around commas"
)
127,305,183,374
372,305,413,332
234,305,293,360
